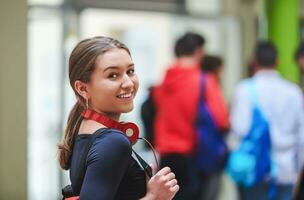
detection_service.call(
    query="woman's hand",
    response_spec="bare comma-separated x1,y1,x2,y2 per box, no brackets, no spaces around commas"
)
140,167,179,200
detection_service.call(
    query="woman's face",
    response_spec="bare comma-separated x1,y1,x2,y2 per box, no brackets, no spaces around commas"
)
86,48,138,117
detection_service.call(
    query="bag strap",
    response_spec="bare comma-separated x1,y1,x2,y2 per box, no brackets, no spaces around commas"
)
247,80,270,122
248,80,259,108
132,149,153,178
199,73,207,101
73,128,107,195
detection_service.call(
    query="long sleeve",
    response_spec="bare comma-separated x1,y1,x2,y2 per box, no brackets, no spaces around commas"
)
294,88,304,171
229,81,252,138
205,74,230,130
80,131,132,200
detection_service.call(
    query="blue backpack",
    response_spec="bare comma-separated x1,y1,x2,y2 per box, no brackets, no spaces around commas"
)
194,74,229,175
226,80,275,188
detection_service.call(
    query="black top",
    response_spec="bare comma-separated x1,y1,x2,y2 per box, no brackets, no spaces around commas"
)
70,128,147,200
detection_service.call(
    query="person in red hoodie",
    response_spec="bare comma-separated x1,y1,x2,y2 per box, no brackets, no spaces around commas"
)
153,32,206,200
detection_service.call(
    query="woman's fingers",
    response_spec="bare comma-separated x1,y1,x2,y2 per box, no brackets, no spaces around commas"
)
156,166,171,176
146,167,179,200
164,172,175,181
170,184,180,193
166,178,178,187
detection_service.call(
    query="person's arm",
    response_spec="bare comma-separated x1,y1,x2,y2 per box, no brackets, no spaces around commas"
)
79,131,132,200
294,88,304,170
140,167,179,200
205,74,230,131
230,81,252,138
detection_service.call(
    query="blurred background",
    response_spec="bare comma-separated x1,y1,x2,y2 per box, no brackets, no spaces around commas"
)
0,0,303,199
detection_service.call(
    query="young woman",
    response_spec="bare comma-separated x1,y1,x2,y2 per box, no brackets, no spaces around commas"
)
58,36,179,200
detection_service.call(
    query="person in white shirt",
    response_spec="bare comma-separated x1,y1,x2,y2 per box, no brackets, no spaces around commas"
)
230,41,304,200
295,42,304,92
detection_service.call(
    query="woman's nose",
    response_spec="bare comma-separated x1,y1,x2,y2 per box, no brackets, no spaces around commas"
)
121,74,134,89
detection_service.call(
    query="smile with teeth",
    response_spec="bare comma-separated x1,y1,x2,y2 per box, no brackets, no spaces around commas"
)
117,93,132,99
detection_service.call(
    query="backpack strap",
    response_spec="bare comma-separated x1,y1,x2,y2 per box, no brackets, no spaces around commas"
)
199,73,207,101
248,80,259,108
248,81,257,106
73,128,107,195
247,80,272,126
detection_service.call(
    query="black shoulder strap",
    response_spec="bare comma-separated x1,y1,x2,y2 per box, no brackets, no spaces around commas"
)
132,149,153,178
73,128,106,195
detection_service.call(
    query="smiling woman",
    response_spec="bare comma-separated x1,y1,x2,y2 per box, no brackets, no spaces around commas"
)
77,48,139,118
58,36,179,200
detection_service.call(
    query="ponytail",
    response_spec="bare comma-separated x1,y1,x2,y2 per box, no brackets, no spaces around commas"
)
58,102,84,170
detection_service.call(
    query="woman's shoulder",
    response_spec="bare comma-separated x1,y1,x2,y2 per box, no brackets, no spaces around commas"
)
96,128,131,142
90,128,132,155
84,128,133,167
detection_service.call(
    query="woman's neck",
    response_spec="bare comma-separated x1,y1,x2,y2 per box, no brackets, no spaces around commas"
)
89,107,121,121
102,112,121,122
177,57,199,68
78,110,121,135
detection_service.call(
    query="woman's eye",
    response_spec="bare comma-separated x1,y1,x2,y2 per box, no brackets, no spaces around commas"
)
127,69,135,75
108,73,118,79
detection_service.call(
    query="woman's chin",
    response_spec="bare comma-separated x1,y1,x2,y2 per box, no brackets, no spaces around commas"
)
120,105,134,113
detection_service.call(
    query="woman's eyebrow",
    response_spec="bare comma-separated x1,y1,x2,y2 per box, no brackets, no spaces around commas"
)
127,63,135,68
103,66,119,72
104,63,134,72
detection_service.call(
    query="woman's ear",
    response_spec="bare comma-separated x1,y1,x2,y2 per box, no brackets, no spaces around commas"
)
74,80,89,100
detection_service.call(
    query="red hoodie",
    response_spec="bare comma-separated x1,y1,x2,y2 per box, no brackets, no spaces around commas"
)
153,61,201,155
204,73,230,130
153,61,230,156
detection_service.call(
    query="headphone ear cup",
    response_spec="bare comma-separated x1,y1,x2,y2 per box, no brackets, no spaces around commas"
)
121,122,139,145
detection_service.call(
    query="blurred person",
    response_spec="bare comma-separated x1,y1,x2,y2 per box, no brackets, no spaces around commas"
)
230,41,304,200
200,55,230,137
58,36,179,200
153,32,205,200
194,55,230,200
295,42,304,91
292,43,304,200
201,55,224,81
247,58,257,78
293,169,304,200
141,86,157,148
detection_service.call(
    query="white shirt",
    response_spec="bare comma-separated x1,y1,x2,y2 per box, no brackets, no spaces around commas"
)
230,69,304,184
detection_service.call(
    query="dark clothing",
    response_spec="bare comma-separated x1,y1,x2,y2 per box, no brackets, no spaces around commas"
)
294,169,304,200
70,128,146,200
141,87,156,148
160,154,197,200
195,172,222,200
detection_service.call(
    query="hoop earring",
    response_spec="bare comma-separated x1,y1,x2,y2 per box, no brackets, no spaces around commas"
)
86,98,89,109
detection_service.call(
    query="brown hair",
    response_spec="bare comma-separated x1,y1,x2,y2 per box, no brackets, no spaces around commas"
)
201,55,223,73
58,36,130,170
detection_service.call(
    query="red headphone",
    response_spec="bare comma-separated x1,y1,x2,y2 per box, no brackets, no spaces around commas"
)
81,109,139,145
